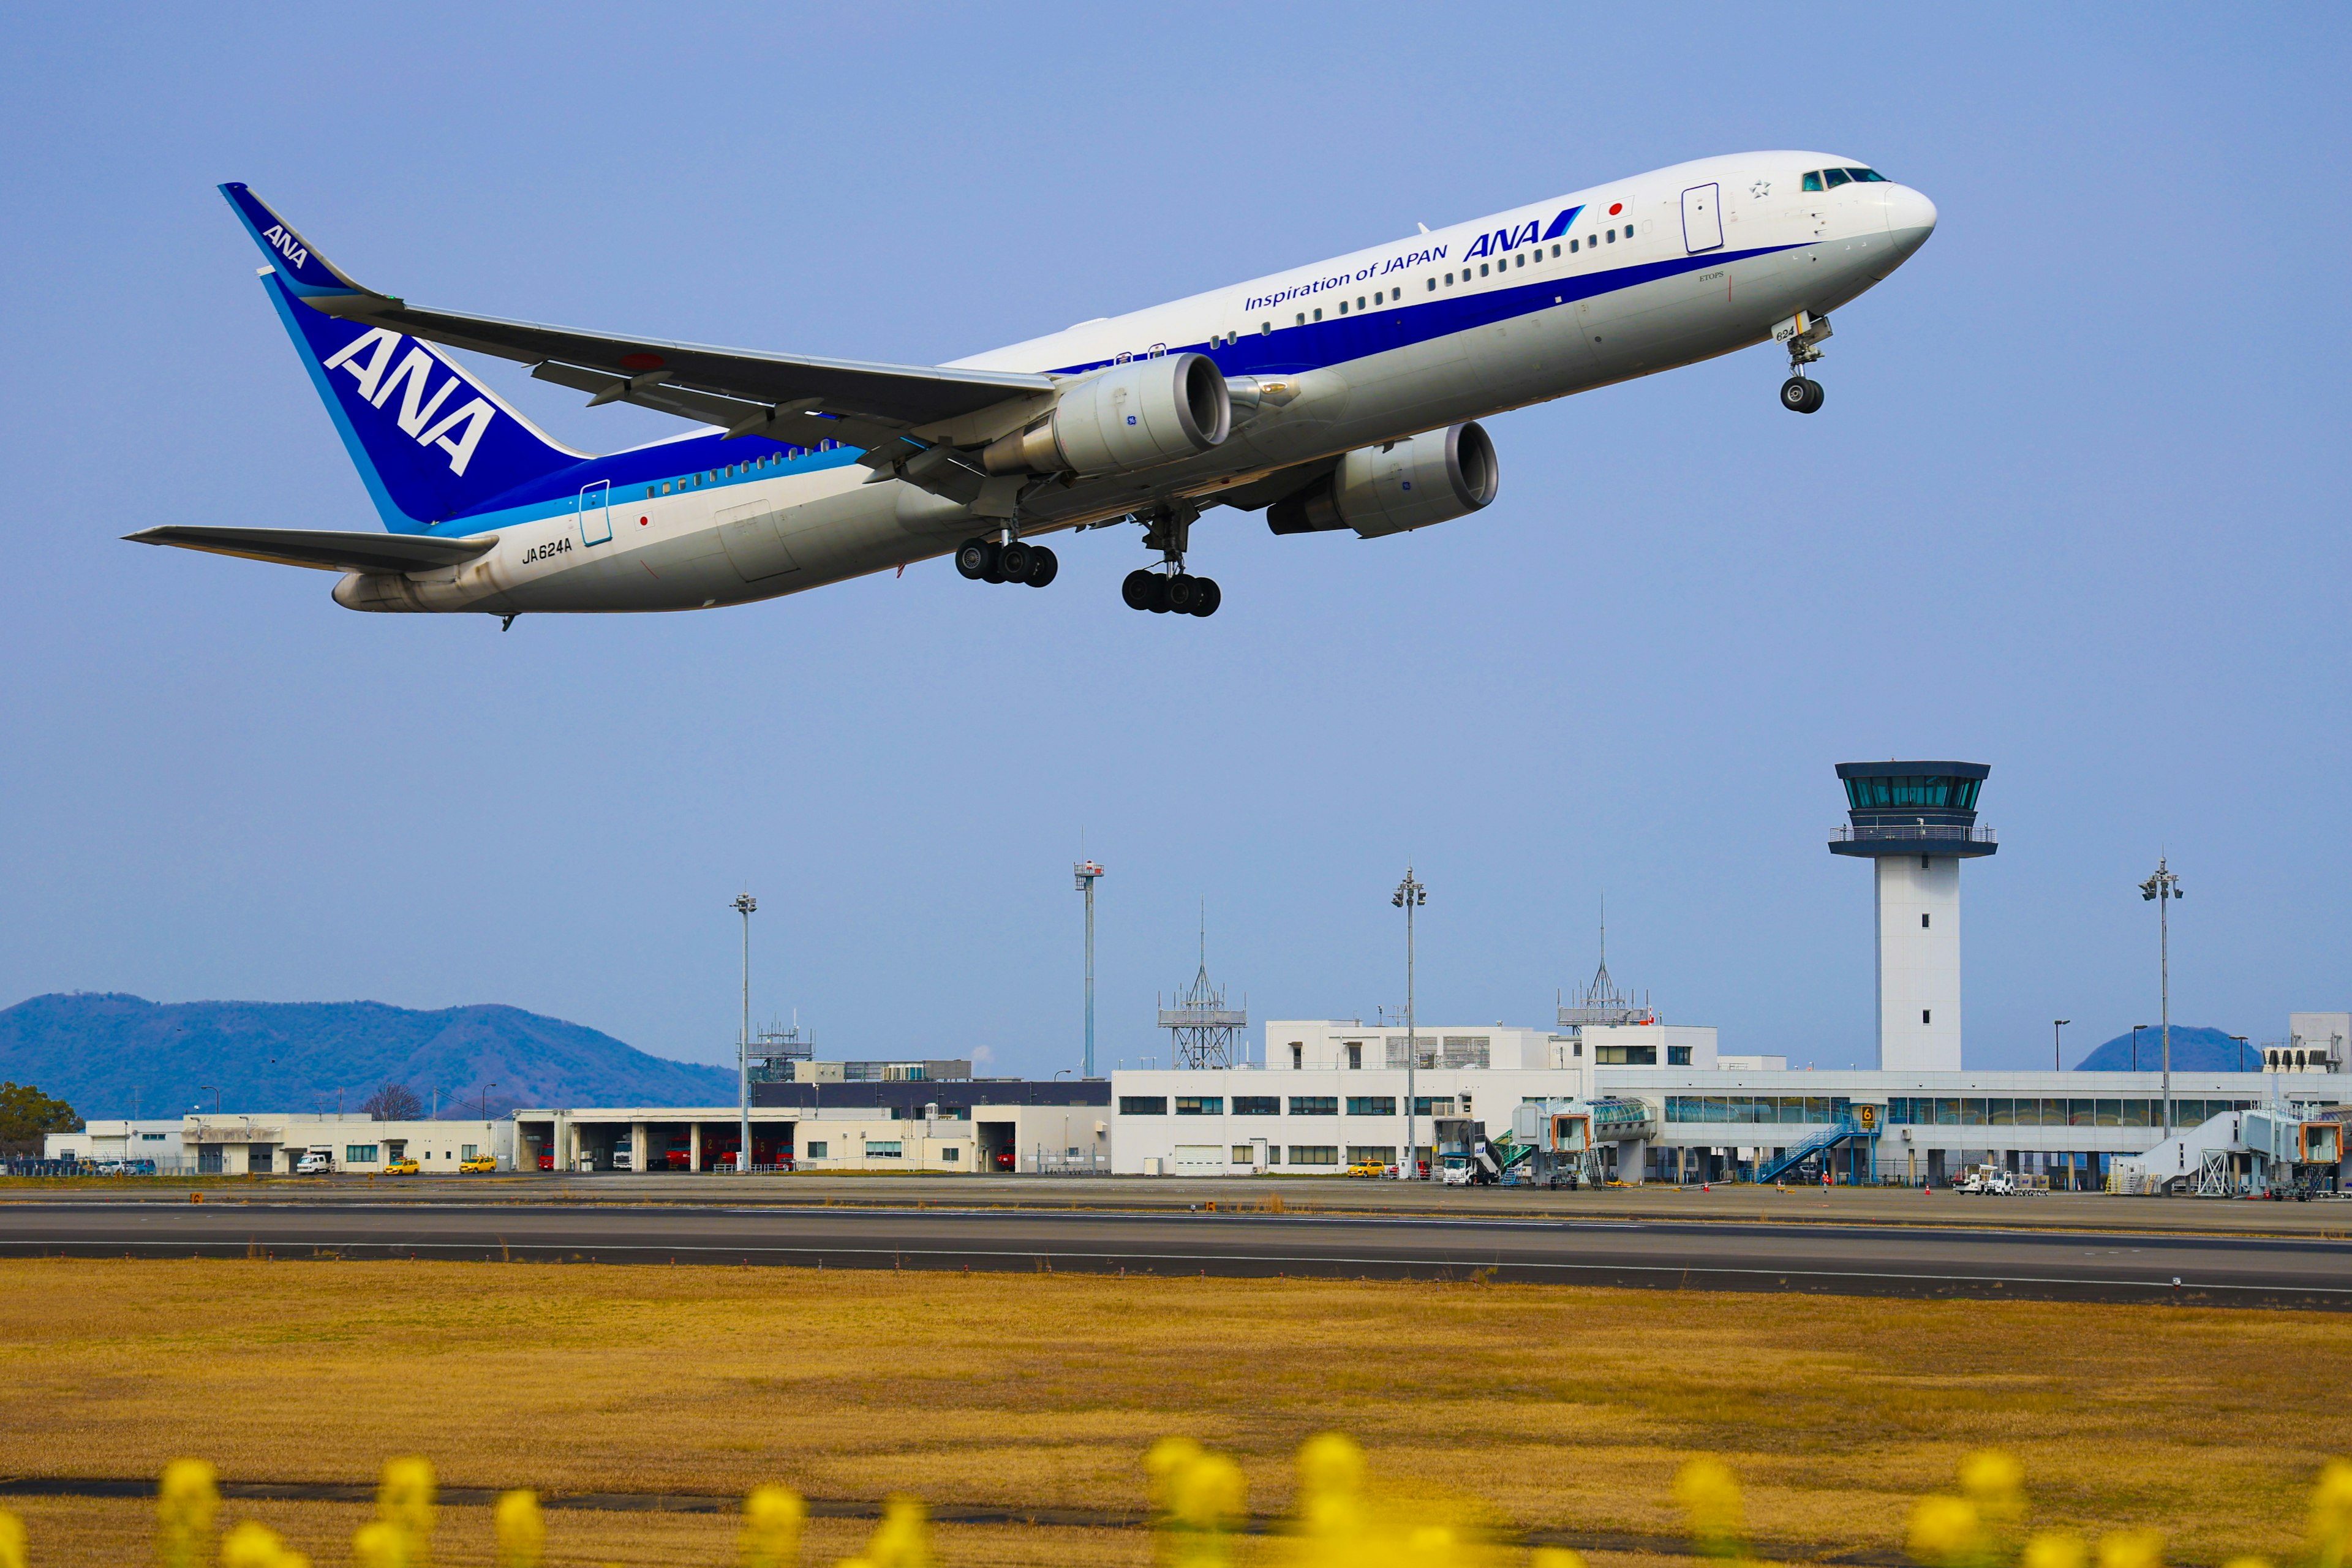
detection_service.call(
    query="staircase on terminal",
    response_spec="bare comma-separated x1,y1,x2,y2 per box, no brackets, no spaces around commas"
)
1755,1115,1880,1185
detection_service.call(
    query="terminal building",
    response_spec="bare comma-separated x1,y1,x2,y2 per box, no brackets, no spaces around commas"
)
1109,763,2349,1189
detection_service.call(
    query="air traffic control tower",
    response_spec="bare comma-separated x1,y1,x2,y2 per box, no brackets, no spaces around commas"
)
1830,761,1996,1072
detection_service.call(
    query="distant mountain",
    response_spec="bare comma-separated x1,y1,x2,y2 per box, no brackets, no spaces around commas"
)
0,993,734,1120
2075,1025,2258,1072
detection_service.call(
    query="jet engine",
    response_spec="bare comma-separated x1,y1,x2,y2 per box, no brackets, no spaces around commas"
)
1265,422,1498,538
982,353,1230,477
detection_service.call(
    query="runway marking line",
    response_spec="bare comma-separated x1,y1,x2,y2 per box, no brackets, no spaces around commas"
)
1,1237,2346,1300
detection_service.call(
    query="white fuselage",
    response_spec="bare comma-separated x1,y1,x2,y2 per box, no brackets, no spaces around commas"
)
337,152,1934,614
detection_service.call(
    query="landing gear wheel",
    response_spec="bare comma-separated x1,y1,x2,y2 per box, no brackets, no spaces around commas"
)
981,543,1008,583
997,541,1033,582
1121,568,1161,611
1781,376,1824,413
1163,574,1203,614
1189,576,1221,617
1023,545,1058,587
954,538,992,580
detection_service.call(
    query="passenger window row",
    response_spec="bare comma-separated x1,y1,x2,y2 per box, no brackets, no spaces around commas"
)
645,447,815,499
1802,167,1888,191
1268,221,1635,330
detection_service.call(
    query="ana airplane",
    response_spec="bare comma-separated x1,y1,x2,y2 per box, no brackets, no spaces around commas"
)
138,155,1934,623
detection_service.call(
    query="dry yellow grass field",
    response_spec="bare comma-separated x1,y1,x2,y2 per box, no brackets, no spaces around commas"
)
1,1257,2345,1566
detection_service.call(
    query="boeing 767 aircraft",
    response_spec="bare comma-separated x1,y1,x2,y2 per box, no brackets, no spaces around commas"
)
137,157,1934,621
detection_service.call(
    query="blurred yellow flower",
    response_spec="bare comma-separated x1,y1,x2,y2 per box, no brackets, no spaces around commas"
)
352,1519,404,1568
1674,1458,1746,1558
2096,1528,2163,1568
0,1507,24,1568
1529,1549,1588,1568
2024,1531,2088,1568
496,1490,546,1568
848,1495,932,1568
378,1455,436,1560
741,1483,805,1568
222,1519,298,1568
1909,1495,1983,1567
1961,1451,2026,1523
2315,1460,2352,1568
160,1457,222,1568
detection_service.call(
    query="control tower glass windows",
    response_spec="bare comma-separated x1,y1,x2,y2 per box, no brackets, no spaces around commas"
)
1842,775,1982,810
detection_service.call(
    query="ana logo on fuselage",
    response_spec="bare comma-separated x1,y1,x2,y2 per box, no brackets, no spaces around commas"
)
1461,205,1584,262
260,223,311,271
319,328,497,477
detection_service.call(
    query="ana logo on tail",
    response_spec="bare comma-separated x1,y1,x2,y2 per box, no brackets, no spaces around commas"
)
320,329,497,477
259,223,312,271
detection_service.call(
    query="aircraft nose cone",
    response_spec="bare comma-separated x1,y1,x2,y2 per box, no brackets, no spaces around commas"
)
1887,184,1938,243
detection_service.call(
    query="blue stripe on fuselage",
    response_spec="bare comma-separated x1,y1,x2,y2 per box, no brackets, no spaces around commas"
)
429,439,865,538
1054,241,1803,379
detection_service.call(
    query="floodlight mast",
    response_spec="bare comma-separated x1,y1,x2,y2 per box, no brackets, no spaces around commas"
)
2139,858,2183,1136
1074,861,1104,1079
1393,867,1427,1180
733,891,756,1174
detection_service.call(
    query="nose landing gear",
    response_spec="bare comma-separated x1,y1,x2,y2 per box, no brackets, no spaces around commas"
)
1773,310,1832,413
1122,503,1221,617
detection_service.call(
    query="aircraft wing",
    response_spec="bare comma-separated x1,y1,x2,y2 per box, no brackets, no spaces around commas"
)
220,184,1057,457
126,526,499,575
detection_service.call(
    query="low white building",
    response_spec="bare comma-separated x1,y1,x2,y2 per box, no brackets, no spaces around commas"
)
45,1114,508,1174
42,1119,188,1168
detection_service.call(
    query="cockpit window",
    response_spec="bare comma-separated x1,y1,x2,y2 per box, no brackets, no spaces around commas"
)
1802,170,1824,192
1845,167,1888,182
1822,168,1851,188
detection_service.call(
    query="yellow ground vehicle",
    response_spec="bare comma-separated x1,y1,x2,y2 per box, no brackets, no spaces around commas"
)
459,1155,495,1174
385,1158,420,1175
1346,1159,1389,1178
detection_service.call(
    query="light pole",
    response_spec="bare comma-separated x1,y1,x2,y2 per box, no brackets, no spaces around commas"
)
481,1082,496,1121
1393,867,1426,1180
2232,1034,2248,1073
2131,1025,2147,1074
1074,861,1103,1078
2139,858,2183,1135
732,891,757,1174
2053,1020,2070,1071
200,1086,221,1115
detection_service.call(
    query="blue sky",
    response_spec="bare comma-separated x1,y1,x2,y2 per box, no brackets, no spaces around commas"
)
2,4,2345,1079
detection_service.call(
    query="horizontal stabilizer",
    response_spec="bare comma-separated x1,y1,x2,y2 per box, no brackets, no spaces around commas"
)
125,525,497,575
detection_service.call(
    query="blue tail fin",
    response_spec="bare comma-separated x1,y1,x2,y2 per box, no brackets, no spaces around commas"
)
230,186,586,532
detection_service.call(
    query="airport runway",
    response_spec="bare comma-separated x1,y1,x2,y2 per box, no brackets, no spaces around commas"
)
2,1200,2348,1307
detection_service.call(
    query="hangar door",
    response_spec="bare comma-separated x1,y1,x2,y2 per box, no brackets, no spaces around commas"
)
1681,183,1724,253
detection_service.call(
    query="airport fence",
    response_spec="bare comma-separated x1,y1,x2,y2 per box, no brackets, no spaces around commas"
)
17,1434,2350,1568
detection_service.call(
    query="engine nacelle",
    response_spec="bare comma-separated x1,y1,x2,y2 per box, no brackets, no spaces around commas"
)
982,353,1230,476
1267,423,1498,539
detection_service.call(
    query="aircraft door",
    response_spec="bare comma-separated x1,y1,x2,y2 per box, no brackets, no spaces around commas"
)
578,480,612,545
1681,183,1724,254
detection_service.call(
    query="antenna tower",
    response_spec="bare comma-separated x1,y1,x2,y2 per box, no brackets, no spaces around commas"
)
1159,907,1247,1068
1557,894,1655,1028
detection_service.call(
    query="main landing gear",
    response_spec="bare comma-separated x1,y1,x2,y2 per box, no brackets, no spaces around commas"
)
1780,375,1825,413
1121,503,1221,617
955,535,1058,587
1122,568,1221,617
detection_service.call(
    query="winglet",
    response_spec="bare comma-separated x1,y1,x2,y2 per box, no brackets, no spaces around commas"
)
217,183,385,310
